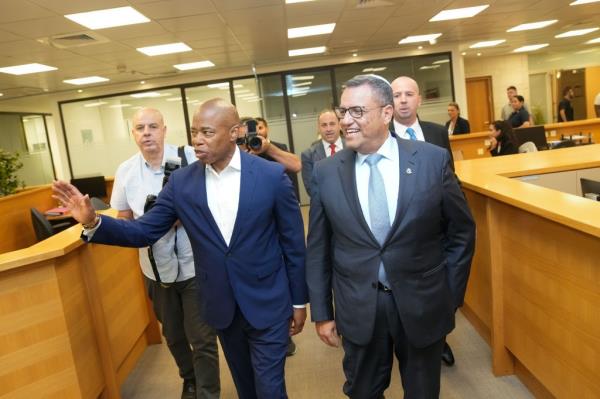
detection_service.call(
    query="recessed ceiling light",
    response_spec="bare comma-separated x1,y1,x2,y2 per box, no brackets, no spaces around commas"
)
174,60,215,70
207,82,230,89
288,46,326,56
461,52,467,55
140,81,145,84
555,27,599,38
513,43,549,52
432,59,450,64
507,20,557,32
429,5,489,22
65,6,150,30
586,37,600,44
286,0,314,3
83,101,107,108
63,76,109,85
470,40,506,48
292,75,314,81
130,92,162,98
137,42,192,56
570,0,600,4
477,52,482,56
399,33,442,44
0,63,57,75
288,23,336,39
0,93,3,96
77,89,83,93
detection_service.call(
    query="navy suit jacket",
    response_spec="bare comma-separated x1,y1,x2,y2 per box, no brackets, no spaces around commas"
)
90,150,308,330
306,137,475,348
301,139,345,198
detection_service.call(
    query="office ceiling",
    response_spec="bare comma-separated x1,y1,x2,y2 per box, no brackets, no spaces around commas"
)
0,0,599,99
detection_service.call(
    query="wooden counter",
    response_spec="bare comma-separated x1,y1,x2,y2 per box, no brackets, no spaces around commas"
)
0,209,160,399
456,144,600,398
450,118,600,161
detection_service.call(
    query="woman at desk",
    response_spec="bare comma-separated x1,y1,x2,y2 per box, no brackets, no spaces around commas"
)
445,102,470,135
508,95,531,128
489,120,519,156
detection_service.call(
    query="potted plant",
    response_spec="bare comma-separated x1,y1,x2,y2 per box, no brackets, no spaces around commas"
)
0,149,25,197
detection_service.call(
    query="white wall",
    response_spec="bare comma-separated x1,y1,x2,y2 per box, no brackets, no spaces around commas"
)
464,54,530,121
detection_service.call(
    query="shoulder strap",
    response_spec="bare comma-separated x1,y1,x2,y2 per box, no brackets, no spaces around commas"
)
178,145,188,167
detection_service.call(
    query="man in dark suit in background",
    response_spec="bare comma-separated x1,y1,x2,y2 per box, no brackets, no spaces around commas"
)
53,98,308,399
301,109,344,198
391,75,458,365
306,74,475,398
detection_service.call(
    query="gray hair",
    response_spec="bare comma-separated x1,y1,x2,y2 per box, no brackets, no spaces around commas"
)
342,74,393,106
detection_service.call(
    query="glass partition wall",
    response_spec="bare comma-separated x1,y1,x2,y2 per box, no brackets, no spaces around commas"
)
60,52,453,204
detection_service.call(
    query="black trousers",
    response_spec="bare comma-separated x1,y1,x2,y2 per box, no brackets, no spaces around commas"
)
341,289,445,399
145,276,220,399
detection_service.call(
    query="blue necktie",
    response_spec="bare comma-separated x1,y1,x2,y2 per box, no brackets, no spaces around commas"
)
406,127,417,140
365,153,391,287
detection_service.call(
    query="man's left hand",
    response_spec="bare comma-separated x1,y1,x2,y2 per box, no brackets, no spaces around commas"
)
289,307,306,336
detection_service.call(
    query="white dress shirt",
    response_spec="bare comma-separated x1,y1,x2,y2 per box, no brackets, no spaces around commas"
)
205,146,241,246
393,119,425,142
321,137,343,157
355,134,400,229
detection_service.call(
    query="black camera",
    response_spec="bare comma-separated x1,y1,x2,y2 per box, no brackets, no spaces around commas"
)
236,119,262,151
144,158,181,213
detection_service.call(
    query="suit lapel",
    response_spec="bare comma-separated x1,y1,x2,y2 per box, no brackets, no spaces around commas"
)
315,143,326,162
337,150,378,244
228,151,256,248
389,138,418,237
194,163,228,247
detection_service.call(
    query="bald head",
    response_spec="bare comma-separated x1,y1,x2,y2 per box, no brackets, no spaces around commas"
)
131,107,167,157
191,98,241,172
391,76,422,126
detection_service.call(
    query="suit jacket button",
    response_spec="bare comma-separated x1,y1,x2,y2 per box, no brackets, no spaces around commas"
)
371,282,377,289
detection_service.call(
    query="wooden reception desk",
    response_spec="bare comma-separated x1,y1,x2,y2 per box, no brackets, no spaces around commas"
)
456,144,600,398
0,209,160,399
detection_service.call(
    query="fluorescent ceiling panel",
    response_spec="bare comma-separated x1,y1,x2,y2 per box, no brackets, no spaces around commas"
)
109,104,131,108
288,46,326,56
513,43,549,52
507,20,557,32
293,81,312,86
398,33,442,44
288,23,336,38
63,76,109,85
173,61,215,70
469,40,506,48
555,27,599,38
130,92,162,98
586,37,600,44
0,63,57,75
65,6,150,30
429,5,489,21
207,82,229,89
137,42,192,56
570,0,600,4
432,59,450,64
83,101,107,107
292,75,314,81
286,0,315,3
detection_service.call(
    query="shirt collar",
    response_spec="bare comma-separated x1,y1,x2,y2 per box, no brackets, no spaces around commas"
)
322,136,342,149
206,145,241,175
356,133,394,165
393,119,420,136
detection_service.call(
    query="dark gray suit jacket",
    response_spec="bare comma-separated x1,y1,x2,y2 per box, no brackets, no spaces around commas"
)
305,137,475,348
301,139,344,198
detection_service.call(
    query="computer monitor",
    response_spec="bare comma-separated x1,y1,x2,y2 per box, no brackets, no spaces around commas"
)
71,176,107,198
581,178,600,196
513,125,548,150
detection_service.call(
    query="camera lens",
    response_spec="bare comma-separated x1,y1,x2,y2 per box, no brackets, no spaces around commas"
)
248,135,262,150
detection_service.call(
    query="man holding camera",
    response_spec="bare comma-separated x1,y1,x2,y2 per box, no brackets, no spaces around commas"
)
111,107,220,399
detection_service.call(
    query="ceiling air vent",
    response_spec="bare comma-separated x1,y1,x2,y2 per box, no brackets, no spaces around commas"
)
37,31,109,49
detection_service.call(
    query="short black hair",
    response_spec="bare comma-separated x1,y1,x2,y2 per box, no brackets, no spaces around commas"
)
507,86,517,91
562,86,572,97
255,116,268,126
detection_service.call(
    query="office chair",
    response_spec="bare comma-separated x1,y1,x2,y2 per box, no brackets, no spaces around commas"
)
30,208,72,242
518,141,538,153
552,140,576,149
90,197,110,210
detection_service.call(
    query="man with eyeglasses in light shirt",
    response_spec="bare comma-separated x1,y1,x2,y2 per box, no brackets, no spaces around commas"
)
306,74,475,398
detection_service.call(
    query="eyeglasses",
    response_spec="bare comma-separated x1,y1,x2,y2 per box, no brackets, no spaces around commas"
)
334,105,386,119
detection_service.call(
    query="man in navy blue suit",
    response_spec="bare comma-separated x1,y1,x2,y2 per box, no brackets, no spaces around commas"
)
53,98,308,399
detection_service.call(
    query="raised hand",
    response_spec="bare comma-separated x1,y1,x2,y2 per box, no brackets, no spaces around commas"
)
52,180,96,225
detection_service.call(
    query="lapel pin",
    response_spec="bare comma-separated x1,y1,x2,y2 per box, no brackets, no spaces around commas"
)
406,168,412,174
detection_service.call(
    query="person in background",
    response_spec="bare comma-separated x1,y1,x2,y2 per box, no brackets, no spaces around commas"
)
558,86,575,122
501,86,532,122
445,102,470,135
508,95,531,128
111,107,220,399
489,120,519,156
301,109,344,198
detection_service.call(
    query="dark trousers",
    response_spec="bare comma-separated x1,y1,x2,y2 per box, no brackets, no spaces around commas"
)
145,276,220,399
341,289,445,399
217,306,289,399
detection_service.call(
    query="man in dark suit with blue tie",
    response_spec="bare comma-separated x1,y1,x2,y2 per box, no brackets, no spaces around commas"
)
53,98,308,399
301,109,345,198
306,75,475,398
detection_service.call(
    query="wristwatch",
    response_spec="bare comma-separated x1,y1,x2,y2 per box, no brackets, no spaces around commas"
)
82,214,100,229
